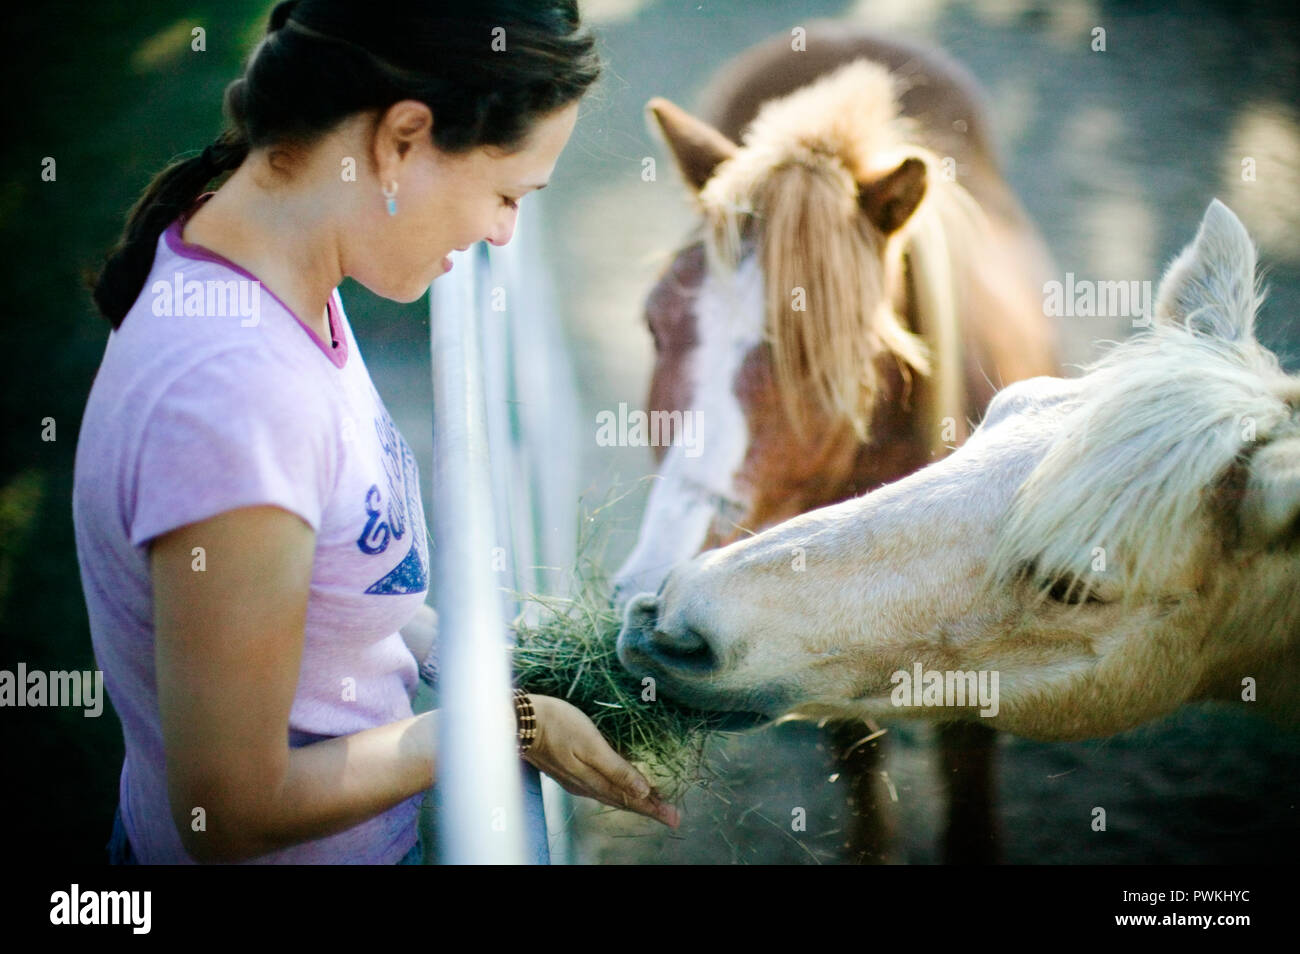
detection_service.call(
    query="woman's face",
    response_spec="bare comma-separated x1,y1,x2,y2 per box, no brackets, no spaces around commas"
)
351,99,581,302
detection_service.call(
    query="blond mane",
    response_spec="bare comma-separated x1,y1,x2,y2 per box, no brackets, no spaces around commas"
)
989,319,1299,604
696,58,983,448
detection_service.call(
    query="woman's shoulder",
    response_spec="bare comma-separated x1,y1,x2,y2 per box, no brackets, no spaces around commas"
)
80,256,348,499
114,335,345,549
125,224,319,356
94,311,332,442
92,229,339,407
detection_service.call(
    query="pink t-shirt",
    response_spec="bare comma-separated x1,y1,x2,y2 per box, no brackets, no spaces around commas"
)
72,194,429,863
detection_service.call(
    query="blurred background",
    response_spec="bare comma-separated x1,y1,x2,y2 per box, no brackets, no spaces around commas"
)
3,0,1298,863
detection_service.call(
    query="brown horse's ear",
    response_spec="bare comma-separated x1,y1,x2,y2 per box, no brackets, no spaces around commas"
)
858,157,928,234
647,97,738,192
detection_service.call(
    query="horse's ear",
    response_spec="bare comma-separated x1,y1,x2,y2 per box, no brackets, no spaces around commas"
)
858,157,928,234
1240,434,1300,549
646,97,738,192
1153,199,1260,342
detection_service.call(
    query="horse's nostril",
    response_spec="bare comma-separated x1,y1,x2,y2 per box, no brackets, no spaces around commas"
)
649,625,716,671
617,594,717,674
621,591,657,625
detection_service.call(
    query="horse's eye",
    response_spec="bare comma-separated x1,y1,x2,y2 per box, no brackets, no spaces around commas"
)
1045,576,1106,605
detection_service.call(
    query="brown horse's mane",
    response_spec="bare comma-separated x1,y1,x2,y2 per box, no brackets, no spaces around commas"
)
697,58,985,449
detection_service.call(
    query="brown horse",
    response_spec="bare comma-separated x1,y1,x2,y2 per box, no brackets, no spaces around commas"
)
610,24,1058,863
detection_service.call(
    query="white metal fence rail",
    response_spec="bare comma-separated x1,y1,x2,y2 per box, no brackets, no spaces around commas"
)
429,242,529,865
429,204,580,864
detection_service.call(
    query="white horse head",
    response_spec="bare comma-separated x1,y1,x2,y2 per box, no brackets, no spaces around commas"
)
618,200,1300,741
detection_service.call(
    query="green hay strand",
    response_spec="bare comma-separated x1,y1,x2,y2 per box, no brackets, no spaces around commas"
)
509,494,731,798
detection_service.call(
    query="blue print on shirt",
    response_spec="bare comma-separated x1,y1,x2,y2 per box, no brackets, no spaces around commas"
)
356,397,429,595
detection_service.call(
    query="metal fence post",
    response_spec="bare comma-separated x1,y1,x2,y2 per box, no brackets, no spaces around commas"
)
430,242,529,865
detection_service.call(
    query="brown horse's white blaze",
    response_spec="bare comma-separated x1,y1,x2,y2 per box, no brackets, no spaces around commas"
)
619,201,1300,740
612,249,767,601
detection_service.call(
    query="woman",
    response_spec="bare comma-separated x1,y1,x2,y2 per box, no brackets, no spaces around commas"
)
74,0,678,864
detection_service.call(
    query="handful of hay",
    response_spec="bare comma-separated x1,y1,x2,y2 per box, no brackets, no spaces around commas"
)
509,514,733,797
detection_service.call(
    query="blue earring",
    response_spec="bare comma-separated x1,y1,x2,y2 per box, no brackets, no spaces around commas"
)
382,180,398,216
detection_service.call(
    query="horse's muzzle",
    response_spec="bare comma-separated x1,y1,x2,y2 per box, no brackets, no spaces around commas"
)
616,592,720,679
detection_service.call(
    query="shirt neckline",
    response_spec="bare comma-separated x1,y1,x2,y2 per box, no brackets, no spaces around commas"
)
162,192,349,370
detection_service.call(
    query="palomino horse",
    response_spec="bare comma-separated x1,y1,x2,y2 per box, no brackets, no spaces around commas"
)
610,25,1058,862
620,200,1300,745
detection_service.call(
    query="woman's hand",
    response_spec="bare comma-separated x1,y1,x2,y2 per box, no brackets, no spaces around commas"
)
524,694,680,829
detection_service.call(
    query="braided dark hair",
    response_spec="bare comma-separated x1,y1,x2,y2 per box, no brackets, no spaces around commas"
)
89,0,601,328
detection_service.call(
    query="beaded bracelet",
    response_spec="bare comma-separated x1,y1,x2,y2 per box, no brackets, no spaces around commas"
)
418,652,439,689
513,688,537,756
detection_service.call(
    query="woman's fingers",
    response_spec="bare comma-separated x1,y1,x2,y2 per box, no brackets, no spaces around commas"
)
541,754,681,828
574,747,681,828
523,694,681,828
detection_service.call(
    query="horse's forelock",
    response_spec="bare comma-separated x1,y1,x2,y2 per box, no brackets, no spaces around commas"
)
687,49,1002,451
695,101,936,442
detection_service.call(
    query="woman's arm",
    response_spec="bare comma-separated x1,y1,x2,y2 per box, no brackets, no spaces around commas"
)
152,505,676,863
151,504,439,863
